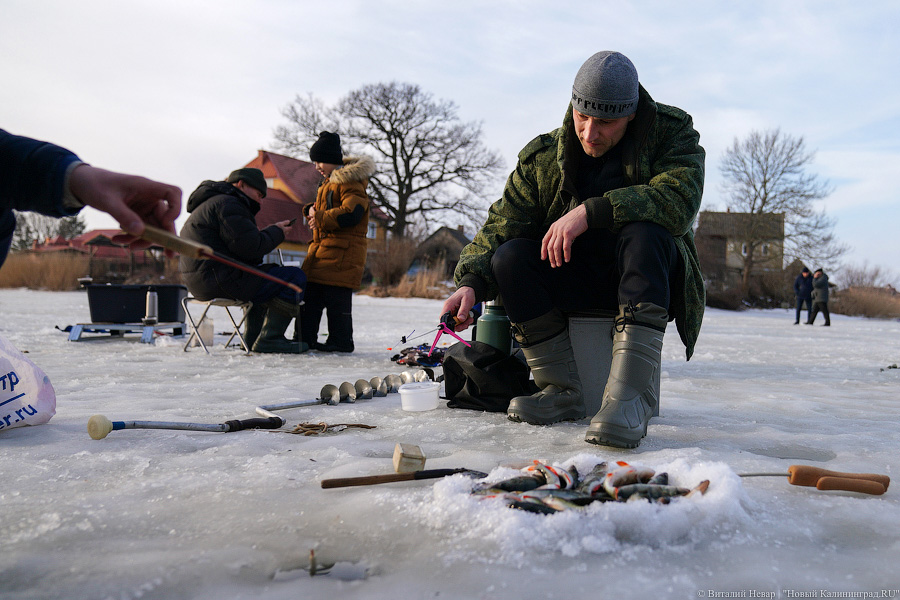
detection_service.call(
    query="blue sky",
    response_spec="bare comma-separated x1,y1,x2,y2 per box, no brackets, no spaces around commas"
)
2,0,898,285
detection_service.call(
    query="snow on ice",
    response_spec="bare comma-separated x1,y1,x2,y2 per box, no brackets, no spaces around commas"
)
1,288,898,599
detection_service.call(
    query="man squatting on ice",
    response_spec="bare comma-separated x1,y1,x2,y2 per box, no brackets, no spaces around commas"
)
441,51,706,449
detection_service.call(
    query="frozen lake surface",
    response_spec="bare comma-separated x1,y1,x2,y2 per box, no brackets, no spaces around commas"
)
1,288,898,600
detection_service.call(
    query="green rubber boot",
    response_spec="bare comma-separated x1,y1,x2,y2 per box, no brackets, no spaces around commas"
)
585,303,666,449
242,304,266,350
252,300,307,354
507,309,585,425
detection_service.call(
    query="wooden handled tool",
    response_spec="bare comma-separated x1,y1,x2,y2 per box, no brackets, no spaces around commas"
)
321,467,488,489
140,225,303,294
140,224,214,259
740,465,890,495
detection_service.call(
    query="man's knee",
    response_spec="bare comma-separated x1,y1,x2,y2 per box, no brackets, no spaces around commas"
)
617,222,678,270
491,238,539,280
619,222,675,251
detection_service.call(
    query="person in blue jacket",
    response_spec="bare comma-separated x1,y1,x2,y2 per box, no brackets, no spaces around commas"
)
793,266,814,325
0,128,181,266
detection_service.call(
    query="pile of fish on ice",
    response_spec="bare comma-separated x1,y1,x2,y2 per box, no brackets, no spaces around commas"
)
471,460,710,514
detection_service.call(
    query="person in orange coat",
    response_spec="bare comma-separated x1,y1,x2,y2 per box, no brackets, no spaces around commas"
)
300,131,375,352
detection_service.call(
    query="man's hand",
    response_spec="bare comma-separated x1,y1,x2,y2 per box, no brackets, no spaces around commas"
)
69,165,182,251
440,286,476,332
541,203,588,268
274,219,293,235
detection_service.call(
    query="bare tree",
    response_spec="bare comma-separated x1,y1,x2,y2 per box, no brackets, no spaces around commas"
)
719,128,847,293
838,261,896,289
11,211,86,251
273,82,505,238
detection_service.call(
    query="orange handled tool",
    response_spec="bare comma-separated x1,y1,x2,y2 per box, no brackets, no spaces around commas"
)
740,465,890,495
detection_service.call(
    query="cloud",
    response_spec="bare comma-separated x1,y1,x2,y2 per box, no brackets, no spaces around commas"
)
2,0,899,277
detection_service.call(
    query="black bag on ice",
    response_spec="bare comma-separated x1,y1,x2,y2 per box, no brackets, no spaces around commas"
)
441,341,538,412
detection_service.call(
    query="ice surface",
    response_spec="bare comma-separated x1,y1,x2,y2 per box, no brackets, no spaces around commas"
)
1,289,898,599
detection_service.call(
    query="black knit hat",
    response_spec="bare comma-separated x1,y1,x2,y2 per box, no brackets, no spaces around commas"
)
226,168,267,198
309,131,343,165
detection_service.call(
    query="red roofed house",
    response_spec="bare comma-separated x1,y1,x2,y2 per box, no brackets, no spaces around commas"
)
243,150,390,266
31,229,167,282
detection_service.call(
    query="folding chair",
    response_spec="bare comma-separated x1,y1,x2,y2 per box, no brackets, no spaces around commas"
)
182,297,253,354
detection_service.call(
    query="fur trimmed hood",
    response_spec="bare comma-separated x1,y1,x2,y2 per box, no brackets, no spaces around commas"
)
330,155,375,185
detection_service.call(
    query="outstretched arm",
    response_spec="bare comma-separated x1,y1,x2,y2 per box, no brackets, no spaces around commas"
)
69,165,182,238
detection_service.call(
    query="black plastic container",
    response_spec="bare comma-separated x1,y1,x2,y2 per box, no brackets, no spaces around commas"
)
86,284,187,323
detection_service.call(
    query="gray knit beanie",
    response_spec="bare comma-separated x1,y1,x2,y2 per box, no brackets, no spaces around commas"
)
571,51,639,119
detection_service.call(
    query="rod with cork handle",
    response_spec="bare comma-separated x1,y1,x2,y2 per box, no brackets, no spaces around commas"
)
139,225,303,294
740,465,890,495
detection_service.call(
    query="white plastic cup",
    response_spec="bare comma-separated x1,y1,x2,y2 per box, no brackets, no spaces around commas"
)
398,382,440,412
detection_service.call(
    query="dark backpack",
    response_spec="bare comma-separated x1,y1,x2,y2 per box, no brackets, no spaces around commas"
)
441,341,538,412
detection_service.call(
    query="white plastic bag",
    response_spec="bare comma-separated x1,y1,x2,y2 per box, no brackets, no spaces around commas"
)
0,333,56,432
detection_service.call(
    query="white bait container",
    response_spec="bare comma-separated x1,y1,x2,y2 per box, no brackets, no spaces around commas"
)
399,381,440,411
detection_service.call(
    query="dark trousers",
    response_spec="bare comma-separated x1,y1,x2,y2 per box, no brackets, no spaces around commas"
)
300,281,354,349
251,265,307,305
795,297,812,323
808,301,830,325
491,222,680,323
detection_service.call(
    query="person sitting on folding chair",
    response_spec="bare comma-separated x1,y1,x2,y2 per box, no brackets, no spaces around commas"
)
179,168,307,354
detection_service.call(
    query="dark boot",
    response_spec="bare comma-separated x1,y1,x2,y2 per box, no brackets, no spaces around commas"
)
252,300,307,354
243,304,266,350
507,308,585,425
585,302,666,449
319,309,354,353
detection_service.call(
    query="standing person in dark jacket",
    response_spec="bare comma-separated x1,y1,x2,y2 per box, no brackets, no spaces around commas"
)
441,51,705,449
299,132,375,353
807,268,831,326
1,128,181,267
179,168,307,353
793,267,814,324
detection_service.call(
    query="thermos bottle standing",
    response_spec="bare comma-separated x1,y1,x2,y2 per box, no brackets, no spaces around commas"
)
475,299,512,355
142,289,158,325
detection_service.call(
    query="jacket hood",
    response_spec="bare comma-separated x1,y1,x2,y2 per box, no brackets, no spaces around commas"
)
187,180,260,214
329,155,376,185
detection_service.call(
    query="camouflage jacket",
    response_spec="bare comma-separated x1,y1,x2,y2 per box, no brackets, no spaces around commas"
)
455,86,706,359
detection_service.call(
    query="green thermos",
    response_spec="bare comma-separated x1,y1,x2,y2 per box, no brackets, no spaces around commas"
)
475,299,512,355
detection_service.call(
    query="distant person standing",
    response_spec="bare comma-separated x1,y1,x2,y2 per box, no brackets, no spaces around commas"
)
299,132,375,353
793,266,813,325
807,268,831,326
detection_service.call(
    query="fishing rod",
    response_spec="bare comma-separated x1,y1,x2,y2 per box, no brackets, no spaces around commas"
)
397,311,473,356
140,225,303,294
739,465,890,495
